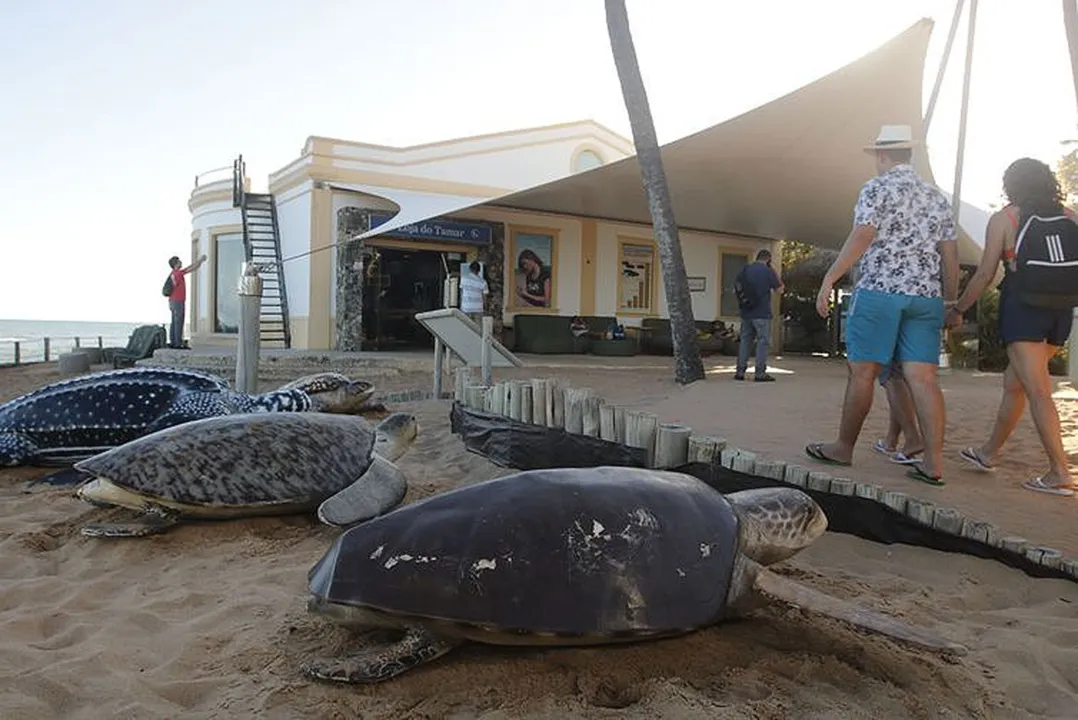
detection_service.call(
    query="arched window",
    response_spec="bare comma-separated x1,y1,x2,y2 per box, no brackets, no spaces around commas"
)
573,148,605,173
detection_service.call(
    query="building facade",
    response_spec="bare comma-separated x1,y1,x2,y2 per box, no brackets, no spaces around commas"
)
188,120,778,351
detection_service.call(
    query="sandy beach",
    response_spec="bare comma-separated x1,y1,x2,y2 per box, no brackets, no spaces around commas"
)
1,358,1077,719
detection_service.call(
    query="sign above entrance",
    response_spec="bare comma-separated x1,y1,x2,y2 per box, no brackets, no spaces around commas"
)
369,212,492,246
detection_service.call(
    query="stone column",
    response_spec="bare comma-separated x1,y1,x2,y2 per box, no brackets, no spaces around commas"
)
477,222,506,336
335,208,368,351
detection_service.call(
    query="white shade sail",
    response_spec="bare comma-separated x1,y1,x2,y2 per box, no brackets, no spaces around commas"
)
360,18,984,264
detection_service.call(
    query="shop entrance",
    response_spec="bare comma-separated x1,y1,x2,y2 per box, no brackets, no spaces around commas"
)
361,245,468,349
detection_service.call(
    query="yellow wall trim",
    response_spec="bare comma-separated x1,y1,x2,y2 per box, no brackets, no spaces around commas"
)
308,186,332,349
301,119,633,157
579,220,597,315
270,161,515,200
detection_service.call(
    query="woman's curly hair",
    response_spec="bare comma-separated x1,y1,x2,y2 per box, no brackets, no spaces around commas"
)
1002,157,1065,216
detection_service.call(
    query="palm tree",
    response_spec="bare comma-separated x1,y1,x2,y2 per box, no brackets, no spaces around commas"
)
604,0,704,385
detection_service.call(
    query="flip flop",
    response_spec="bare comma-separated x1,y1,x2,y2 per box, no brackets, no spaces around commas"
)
959,447,995,472
1022,476,1076,497
890,450,923,465
805,443,852,467
873,439,896,457
906,463,945,487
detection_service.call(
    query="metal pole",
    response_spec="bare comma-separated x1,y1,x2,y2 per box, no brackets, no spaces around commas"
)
1064,2,1078,382
481,316,493,387
951,0,978,220
1063,0,1078,122
235,262,263,394
923,0,966,133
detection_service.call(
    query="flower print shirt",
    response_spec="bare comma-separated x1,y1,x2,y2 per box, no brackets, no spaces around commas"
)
853,163,957,298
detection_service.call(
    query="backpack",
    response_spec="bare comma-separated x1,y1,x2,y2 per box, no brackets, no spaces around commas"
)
1011,212,1078,309
733,265,758,311
162,273,174,298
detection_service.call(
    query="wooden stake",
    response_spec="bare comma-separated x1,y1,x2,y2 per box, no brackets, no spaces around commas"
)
624,410,658,466
687,435,723,465
653,423,691,468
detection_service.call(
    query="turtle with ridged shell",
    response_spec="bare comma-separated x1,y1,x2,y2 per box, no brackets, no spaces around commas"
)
0,367,376,467
73,410,419,538
302,466,966,684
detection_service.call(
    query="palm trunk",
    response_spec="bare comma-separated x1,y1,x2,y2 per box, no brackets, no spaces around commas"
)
604,0,705,385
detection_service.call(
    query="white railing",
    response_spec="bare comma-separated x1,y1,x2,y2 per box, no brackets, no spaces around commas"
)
0,336,132,367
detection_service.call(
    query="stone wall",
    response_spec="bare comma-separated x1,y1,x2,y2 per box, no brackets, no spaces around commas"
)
335,208,369,351
475,221,506,335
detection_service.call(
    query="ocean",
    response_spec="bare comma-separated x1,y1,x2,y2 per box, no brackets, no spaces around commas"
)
0,319,162,366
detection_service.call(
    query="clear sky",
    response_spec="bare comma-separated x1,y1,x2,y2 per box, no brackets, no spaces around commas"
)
1,0,1074,323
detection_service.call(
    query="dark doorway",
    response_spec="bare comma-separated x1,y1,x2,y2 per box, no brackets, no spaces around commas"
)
361,246,466,349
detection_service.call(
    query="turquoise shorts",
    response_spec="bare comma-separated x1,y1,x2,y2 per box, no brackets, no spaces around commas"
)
846,288,943,366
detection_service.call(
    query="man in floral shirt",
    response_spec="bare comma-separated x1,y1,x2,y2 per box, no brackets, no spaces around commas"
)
805,125,959,486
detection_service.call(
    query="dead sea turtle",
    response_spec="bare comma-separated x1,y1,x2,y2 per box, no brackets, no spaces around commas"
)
72,410,419,538
302,466,966,684
0,367,376,467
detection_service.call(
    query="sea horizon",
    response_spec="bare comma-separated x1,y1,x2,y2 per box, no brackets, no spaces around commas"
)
0,318,165,365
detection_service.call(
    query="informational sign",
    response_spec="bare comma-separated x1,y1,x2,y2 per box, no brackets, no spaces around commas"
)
369,212,492,246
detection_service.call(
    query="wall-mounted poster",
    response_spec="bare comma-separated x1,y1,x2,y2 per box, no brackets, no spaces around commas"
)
509,228,556,310
687,276,706,292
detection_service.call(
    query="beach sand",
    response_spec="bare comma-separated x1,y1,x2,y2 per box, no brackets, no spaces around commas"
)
1,361,1077,719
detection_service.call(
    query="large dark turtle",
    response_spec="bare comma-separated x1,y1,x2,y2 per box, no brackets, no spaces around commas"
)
73,410,419,538
0,367,376,467
302,466,966,684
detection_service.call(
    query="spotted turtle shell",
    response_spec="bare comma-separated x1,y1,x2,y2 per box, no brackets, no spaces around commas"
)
309,466,741,636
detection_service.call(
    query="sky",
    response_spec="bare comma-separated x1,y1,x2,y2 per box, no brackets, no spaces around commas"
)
1,0,1075,323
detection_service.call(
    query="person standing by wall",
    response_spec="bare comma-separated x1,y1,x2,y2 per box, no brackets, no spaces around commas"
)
165,253,206,349
734,249,784,382
459,260,489,324
805,124,959,486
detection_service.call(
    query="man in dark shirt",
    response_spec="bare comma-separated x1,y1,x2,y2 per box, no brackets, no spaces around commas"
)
734,249,784,382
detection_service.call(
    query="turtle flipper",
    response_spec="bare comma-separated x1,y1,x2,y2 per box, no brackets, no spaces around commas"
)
752,567,968,657
317,453,407,527
301,625,460,684
80,504,182,539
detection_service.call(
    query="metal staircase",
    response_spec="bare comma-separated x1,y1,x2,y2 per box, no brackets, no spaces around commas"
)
232,155,291,348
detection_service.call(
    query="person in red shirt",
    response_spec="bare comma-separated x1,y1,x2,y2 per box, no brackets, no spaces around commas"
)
167,254,207,349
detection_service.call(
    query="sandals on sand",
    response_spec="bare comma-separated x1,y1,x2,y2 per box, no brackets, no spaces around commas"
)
873,439,896,456
805,443,852,467
1022,476,1076,497
906,463,945,487
872,439,921,465
959,447,995,472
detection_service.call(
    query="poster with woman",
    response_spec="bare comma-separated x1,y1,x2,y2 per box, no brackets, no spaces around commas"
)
511,231,554,309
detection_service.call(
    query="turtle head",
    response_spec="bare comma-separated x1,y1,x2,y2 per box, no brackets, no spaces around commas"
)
282,373,375,414
373,412,419,462
727,487,827,566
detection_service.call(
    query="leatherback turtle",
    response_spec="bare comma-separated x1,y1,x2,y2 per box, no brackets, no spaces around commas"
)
277,373,377,414
302,466,965,684
0,366,375,467
73,410,419,538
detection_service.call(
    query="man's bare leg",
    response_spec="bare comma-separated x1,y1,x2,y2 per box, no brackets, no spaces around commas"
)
901,361,945,478
812,361,880,464
886,375,924,456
